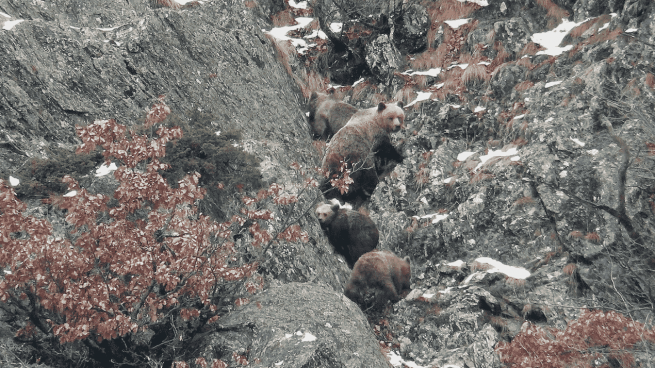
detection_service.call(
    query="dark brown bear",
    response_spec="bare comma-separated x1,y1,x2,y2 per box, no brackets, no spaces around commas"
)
315,200,379,268
344,250,411,307
308,91,358,140
321,101,405,207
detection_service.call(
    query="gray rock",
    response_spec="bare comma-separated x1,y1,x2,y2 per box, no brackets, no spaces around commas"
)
365,34,402,85
194,283,392,368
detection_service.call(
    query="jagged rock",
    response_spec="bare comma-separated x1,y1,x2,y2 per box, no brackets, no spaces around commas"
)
193,282,392,368
489,64,526,100
365,34,403,85
571,0,617,20
393,3,429,54
391,285,501,367
492,17,535,55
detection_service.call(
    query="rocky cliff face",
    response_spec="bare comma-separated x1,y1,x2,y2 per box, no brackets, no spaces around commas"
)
2,0,655,367
0,0,379,366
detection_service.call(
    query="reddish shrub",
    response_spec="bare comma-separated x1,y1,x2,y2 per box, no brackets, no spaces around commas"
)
496,309,655,367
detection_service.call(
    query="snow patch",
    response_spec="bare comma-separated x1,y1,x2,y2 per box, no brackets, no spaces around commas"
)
301,332,317,342
265,17,315,51
444,19,470,30
474,147,519,171
9,176,19,186
96,162,117,177
532,19,581,56
570,137,585,146
2,19,24,30
404,68,441,77
414,213,449,224
448,260,464,268
405,91,434,107
625,28,638,33
587,149,599,155
545,81,562,88
474,257,531,279
457,151,476,161
458,0,488,6
387,350,431,368
288,0,308,9
63,190,78,197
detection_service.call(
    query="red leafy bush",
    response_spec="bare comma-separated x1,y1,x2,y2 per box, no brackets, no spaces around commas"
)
496,309,655,367
0,100,309,365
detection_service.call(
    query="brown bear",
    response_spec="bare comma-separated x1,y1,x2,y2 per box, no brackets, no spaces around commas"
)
320,101,405,206
308,92,359,140
344,250,411,307
315,199,379,268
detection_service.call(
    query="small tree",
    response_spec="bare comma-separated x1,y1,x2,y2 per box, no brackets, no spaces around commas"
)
0,98,312,366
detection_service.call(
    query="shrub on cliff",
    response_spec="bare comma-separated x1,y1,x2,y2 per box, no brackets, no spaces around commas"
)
0,99,310,367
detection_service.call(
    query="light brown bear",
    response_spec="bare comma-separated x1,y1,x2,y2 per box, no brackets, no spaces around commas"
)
344,250,411,307
315,199,378,268
320,101,405,206
308,92,359,140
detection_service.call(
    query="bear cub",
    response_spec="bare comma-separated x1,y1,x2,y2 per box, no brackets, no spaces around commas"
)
344,250,411,307
308,91,358,140
315,200,379,268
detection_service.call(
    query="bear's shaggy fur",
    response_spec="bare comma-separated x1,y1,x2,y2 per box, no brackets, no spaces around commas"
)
315,200,378,268
344,250,411,307
321,101,405,206
308,92,358,140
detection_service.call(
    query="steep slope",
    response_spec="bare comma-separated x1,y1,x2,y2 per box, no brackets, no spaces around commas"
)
265,0,655,366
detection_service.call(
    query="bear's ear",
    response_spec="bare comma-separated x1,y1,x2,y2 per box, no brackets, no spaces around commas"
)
403,256,411,264
310,91,319,100
377,102,387,112
331,204,340,212
396,101,404,109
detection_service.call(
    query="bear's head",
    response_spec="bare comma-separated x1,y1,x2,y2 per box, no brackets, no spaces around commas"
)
377,101,405,133
315,201,340,226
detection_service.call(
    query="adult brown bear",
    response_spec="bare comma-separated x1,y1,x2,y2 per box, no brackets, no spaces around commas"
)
344,250,411,307
308,92,358,140
315,200,378,268
320,101,405,207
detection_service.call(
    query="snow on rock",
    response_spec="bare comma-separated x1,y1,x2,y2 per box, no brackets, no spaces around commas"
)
444,19,470,29
458,0,488,6
532,19,581,56
387,350,431,368
2,19,24,30
545,81,562,88
457,151,477,161
405,91,434,107
474,257,531,279
404,68,441,77
570,137,585,146
265,17,315,50
474,147,519,171
9,176,19,186
96,162,118,177
414,212,449,224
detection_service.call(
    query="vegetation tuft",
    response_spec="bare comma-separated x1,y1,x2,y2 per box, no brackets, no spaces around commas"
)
161,112,263,220
13,146,104,199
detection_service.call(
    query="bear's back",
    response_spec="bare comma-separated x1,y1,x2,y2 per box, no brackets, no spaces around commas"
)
327,209,379,265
